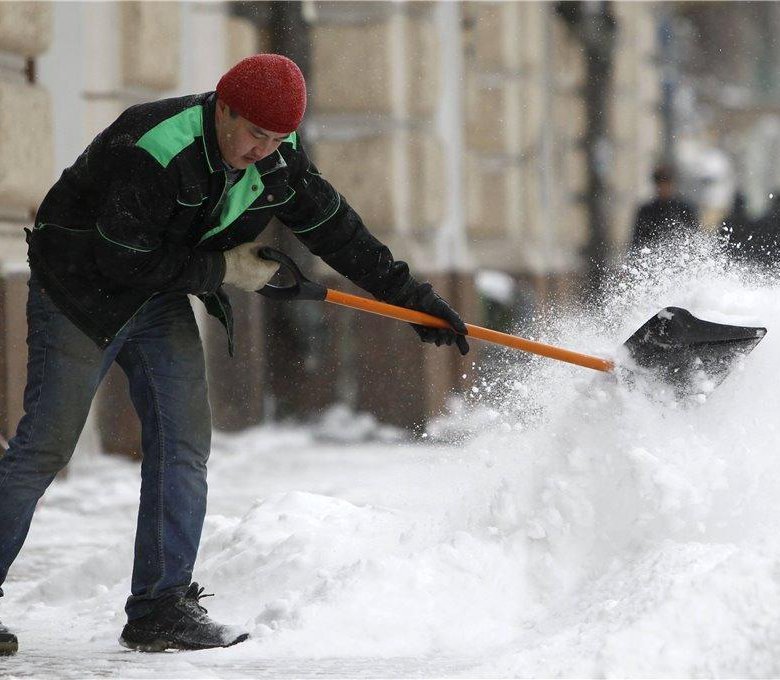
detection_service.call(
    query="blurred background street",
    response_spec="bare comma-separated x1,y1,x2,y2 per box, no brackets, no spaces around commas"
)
3,1,780,446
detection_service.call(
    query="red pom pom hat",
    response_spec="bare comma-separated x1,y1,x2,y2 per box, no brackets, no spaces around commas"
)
216,54,307,134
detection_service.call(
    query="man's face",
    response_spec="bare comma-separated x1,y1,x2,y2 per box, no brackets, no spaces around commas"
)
215,99,288,170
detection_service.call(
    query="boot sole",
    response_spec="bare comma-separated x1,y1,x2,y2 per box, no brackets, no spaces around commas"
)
120,632,249,652
119,636,172,653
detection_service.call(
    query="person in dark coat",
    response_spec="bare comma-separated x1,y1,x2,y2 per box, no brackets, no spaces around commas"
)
0,54,469,655
630,165,699,251
720,191,754,261
748,191,780,266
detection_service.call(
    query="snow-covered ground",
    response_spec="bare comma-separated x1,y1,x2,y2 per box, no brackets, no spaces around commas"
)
4,234,780,678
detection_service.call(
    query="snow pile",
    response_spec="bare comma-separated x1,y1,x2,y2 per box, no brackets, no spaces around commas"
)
196,490,528,657
311,404,407,444
6,232,780,677
465,233,780,675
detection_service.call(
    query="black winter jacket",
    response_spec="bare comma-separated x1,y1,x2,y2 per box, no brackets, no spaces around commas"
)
28,92,417,353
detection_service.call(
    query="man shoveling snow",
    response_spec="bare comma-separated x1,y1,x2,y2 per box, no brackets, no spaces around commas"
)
0,54,468,655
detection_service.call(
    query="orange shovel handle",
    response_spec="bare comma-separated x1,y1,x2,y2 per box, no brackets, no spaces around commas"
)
324,289,614,373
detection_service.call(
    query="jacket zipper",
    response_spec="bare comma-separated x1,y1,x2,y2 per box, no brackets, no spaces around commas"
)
208,171,229,222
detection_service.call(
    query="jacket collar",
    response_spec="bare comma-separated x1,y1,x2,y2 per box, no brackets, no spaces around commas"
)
201,93,223,174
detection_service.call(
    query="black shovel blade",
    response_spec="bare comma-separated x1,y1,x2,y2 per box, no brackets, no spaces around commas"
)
623,307,766,392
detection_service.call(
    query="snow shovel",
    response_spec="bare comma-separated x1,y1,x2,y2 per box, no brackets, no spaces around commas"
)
256,247,766,393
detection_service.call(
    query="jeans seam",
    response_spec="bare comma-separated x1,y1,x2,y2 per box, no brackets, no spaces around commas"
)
0,306,50,491
135,342,167,598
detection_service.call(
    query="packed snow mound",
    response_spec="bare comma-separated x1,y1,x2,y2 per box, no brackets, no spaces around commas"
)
311,404,407,444
195,486,534,657
481,539,780,677
460,233,780,674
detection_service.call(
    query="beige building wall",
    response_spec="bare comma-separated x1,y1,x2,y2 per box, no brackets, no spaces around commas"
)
610,3,663,251
0,2,53,439
0,3,53,226
0,1,258,446
463,1,588,277
0,0,667,436
307,1,476,426
308,2,443,271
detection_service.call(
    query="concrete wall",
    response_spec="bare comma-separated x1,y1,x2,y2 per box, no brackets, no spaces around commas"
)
461,2,591,276
308,3,442,253
0,0,668,444
610,3,663,250
0,1,259,450
0,1,52,442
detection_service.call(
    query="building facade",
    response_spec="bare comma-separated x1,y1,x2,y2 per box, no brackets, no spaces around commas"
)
0,1,663,455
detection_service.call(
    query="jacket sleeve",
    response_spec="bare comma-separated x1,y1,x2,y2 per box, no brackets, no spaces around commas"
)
275,142,418,303
93,146,225,294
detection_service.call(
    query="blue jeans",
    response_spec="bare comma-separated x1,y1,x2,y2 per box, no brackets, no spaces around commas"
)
0,275,212,620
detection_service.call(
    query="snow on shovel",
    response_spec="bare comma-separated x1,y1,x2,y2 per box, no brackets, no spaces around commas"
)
255,247,766,395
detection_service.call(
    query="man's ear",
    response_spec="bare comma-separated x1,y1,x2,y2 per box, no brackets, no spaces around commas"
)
216,99,228,117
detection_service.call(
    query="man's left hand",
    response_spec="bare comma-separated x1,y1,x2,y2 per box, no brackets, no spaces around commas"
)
403,283,469,355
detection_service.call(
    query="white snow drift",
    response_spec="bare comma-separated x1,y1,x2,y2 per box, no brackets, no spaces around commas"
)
4,233,780,677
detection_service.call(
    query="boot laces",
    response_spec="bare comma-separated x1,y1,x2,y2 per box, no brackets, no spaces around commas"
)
183,582,214,615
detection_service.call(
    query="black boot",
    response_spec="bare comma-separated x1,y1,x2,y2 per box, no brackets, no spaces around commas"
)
0,619,17,655
119,583,248,652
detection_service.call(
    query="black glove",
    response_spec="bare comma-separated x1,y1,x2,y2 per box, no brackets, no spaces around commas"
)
402,283,469,355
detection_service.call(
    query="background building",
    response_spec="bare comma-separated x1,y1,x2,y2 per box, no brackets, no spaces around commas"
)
0,1,771,456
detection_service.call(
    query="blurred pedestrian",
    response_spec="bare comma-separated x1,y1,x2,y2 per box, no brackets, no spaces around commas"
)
720,190,754,261
749,191,780,266
630,164,699,251
0,54,469,655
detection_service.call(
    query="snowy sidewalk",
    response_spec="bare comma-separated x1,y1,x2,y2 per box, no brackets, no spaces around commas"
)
6,240,780,678
2,426,498,679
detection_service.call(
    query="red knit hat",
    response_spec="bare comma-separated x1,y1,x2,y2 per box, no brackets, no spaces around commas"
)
216,54,307,134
